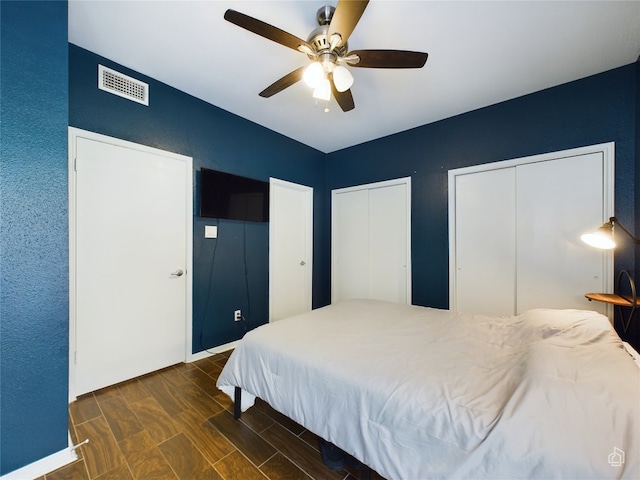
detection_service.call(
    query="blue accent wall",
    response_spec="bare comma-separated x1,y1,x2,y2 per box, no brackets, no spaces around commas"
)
326,62,638,346
68,45,329,352
0,1,70,474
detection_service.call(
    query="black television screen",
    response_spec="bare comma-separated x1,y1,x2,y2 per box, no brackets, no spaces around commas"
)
200,168,269,222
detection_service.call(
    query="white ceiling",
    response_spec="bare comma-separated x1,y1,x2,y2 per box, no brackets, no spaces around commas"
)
68,1,640,153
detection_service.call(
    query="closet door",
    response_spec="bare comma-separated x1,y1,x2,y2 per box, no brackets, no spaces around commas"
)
369,184,409,303
516,153,605,312
454,168,516,316
332,188,370,302
449,143,613,316
332,178,411,304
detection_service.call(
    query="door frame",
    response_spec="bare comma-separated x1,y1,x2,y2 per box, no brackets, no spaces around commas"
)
447,142,614,316
269,178,314,321
68,127,193,401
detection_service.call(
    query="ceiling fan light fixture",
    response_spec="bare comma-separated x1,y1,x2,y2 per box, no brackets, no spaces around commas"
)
313,77,331,101
332,65,353,92
303,61,324,88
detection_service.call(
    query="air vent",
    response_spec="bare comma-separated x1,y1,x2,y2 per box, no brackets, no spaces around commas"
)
98,65,149,106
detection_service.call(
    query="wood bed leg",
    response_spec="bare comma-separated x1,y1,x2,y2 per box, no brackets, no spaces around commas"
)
234,387,242,419
360,465,372,480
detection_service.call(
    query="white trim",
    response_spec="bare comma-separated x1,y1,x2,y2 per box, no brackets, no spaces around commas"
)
448,142,615,316
188,340,240,362
68,127,193,401
268,178,314,322
1,434,77,480
331,176,412,305
331,176,411,195
447,142,615,177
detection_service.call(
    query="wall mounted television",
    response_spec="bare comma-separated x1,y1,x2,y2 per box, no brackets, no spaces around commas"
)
200,168,269,222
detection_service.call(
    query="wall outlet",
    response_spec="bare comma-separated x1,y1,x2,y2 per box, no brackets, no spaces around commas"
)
234,309,242,322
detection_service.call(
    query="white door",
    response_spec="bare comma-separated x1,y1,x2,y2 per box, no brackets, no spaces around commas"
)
269,178,313,321
332,188,370,302
516,153,606,312
369,184,409,303
449,143,613,316
332,178,412,304
70,128,192,397
454,168,516,316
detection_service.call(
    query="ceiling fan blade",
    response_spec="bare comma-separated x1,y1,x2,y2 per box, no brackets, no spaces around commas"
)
259,66,306,98
330,73,355,112
327,0,369,48
224,9,311,52
348,50,428,69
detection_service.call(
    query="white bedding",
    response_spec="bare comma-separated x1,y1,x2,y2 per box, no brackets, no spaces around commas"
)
217,299,640,479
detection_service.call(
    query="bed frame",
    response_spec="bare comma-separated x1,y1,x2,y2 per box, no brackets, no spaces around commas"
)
233,386,373,480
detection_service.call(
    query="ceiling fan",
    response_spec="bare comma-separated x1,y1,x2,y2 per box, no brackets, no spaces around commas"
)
224,0,428,112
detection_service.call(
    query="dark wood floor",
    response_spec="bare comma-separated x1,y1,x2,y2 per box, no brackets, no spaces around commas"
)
40,350,384,480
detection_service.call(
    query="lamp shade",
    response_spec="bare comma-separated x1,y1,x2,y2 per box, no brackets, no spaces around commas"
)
332,65,354,92
313,78,331,101
303,62,324,88
581,223,616,249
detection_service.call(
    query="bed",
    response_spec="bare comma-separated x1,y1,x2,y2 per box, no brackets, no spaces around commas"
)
216,299,640,479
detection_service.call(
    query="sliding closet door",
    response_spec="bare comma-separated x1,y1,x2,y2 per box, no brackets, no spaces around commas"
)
369,183,409,303
332,188,370,301
516,153,605,312
332,178,411,304
449,143,613,317
454,168,516,316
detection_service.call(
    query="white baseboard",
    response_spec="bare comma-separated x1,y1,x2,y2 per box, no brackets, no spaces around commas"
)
188,340,239,362
1,434,77,480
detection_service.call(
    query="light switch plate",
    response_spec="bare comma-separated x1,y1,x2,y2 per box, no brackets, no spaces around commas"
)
205,225,218,238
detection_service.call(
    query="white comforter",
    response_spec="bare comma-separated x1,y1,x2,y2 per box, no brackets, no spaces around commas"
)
217,300,640,479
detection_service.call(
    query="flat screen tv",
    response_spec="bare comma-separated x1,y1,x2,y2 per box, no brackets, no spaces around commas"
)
200,168,269,222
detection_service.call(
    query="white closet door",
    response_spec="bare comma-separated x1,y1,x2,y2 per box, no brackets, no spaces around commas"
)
454,168,516,315
332,188,370,302
449,143,613,317
369,184,408,303
332,178,411,304
516,153,606,312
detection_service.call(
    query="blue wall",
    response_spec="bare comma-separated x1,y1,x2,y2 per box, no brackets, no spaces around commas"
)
0,1,70,474
68,45,329,352
326,63,638,345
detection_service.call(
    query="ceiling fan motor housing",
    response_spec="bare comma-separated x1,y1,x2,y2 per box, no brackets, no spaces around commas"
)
306,5,348,60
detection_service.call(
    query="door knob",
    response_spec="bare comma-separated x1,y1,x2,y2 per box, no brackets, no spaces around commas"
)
299,261,306,266
171,269,184,277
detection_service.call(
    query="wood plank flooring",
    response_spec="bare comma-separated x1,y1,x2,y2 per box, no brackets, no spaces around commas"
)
40,351,385,480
